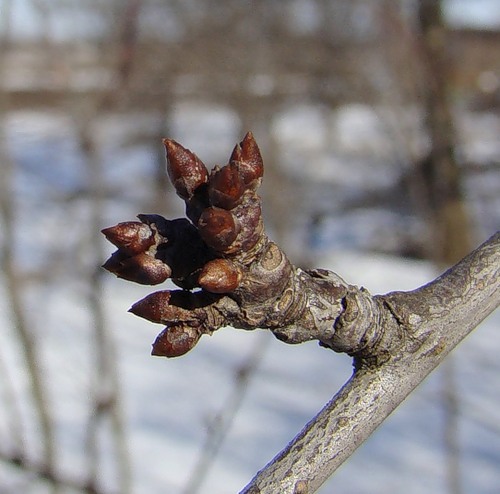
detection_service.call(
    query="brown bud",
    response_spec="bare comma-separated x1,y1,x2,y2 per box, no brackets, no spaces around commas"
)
129,290,172,323
163,138,209,200
229,132,263,187
129,290,203,323
103,252,171,285
198,259,242,293
101,222,155,255
198,207,239,252
151,325,201,358
208,163,246,210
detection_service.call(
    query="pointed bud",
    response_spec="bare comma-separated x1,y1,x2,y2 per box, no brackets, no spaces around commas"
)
151,325,201,358
101,222,155,255
198,207,239,252
103,252,171,285
198,258,242,293
230,132,263,187
129,290,198,323
229,141,243,163
163,139,209,200
129,290,172,323
208,163,246,210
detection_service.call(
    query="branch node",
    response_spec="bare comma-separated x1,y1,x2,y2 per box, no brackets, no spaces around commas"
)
293,480,309,494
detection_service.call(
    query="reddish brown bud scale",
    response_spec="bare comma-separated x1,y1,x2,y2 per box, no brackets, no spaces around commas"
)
198,207,239,252
230,132,263,187
130,289,203,324
151,325,201,357
229,142,243,163
163,138,209,200
103,252,171,285
198,259,242,293
208,163,246,210
129,290,172,323
101,222,155,255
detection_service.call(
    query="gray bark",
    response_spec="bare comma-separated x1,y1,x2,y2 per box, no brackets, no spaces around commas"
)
240,232,500,494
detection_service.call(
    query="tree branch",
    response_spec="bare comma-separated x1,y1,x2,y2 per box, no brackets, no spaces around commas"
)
101,133,400,359
240,232,500,494
101,134,499,493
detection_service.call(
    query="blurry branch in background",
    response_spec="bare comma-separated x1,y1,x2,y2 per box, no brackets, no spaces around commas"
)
66,2,146,492
0,0,24,457
104,0,143,106
0,354,24,459
182,333,269,494
0,449,118,494
0,0,144,491
114,0,142,89
0,2,58,492
415,0,473,267
78,125,132,494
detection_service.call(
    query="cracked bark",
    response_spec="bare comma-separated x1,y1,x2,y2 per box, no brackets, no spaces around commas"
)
102,134,500,493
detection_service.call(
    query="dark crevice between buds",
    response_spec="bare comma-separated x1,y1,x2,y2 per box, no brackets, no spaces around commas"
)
167,289,222,310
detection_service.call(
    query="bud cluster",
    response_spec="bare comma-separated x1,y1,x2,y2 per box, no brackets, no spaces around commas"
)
102,132,271,357
102,221,171,285
164,132,264,258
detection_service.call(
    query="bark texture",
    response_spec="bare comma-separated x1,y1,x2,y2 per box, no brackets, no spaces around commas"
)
241,231,499,494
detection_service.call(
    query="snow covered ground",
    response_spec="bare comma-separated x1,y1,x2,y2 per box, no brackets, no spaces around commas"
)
0,109,498,493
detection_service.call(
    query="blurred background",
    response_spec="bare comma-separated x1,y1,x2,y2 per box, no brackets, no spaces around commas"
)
0,0,499,493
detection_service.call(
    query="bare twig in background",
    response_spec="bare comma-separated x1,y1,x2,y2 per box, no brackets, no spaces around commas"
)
0,354,25,459
0,5,28,455
0,2,58,491
69,4,145,489
0,447,118,494
78,124,132,494
415,0,473,266
62,3,146,492
183,333,269,494
0,79,59,494
442,357,463,494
